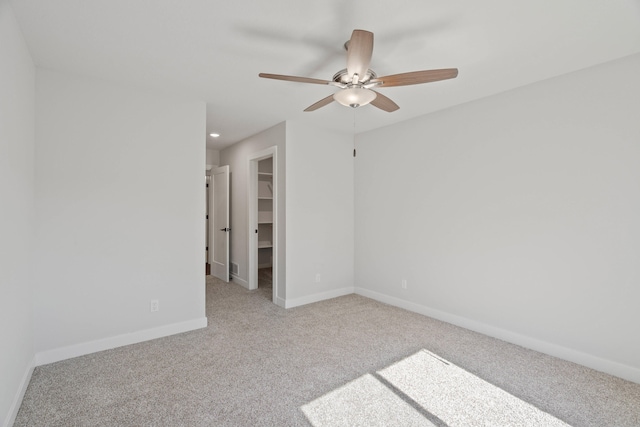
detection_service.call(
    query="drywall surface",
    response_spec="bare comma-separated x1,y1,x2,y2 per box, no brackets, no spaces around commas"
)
206,149,219,168
0,2,36,425
285,121,354,304
34,69,206,355
219,122,286,299
355,53,640,382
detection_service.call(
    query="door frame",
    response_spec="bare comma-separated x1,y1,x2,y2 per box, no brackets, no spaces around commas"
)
211,165,230,282
248,146,278,303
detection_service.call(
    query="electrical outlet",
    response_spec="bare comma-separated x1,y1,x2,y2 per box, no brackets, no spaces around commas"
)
401,279,407,290
315,273,321,283
150,299,159,312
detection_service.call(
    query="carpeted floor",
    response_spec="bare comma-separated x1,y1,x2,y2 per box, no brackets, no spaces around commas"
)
14,276,640,426
257,267,272,301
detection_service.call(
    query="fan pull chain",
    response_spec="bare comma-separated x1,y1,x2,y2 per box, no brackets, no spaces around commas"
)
353,109,357,158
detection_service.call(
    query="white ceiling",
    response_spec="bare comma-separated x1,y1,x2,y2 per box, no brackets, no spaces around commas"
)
10,0,640,150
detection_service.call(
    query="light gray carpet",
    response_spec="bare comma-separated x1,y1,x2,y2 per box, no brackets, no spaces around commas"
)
257,267,272,301
15,276,640,426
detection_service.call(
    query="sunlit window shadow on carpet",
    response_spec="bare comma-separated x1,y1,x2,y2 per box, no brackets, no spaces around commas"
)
301,349,571,427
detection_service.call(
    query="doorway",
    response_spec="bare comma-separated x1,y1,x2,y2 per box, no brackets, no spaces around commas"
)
257,157,273,298
248,147,278,303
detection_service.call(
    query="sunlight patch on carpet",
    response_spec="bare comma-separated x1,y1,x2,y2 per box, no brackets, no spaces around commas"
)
302,349,571,427
302,373,433,427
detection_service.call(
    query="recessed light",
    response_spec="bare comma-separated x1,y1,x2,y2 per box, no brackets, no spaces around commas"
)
209,133,220,138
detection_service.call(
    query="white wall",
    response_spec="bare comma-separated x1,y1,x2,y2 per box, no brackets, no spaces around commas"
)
0,2,36,424
285,121,354,306
219,121,354,308
34,69,207,362
206,149,219,169
355,53,640,383
219,122,286,298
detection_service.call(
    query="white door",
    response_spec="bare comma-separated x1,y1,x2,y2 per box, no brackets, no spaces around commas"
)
212,165,230,282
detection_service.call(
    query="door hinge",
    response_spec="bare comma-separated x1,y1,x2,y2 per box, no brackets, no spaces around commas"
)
206,214,208,219
353,148,356,157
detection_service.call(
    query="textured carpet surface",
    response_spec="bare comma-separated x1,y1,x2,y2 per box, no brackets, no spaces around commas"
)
15,276,640,426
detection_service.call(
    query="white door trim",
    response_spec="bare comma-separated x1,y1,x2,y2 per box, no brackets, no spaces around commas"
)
248,146,278,303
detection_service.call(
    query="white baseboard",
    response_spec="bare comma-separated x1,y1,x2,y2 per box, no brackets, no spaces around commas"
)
275,296,286,308
35,317,208,367
285,286,355,309
230,274,249,290
354,287,640,385
3,357,34,427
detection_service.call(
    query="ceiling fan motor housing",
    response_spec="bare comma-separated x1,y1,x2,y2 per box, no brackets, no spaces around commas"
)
331,68,379,108
332,68,377,85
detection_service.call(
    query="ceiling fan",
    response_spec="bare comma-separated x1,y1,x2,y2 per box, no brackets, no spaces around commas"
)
259,29,458,112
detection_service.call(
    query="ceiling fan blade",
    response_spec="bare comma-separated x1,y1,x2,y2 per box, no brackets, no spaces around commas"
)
371,91,400,112
372,68,458,87
259,73,331,85
304,94,335,112
346,30,374,82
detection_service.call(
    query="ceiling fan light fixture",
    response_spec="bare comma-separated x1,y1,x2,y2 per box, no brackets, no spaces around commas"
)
333,87,377,108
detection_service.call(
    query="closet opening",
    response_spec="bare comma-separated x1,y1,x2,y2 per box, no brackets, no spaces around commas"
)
248,147,278,304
